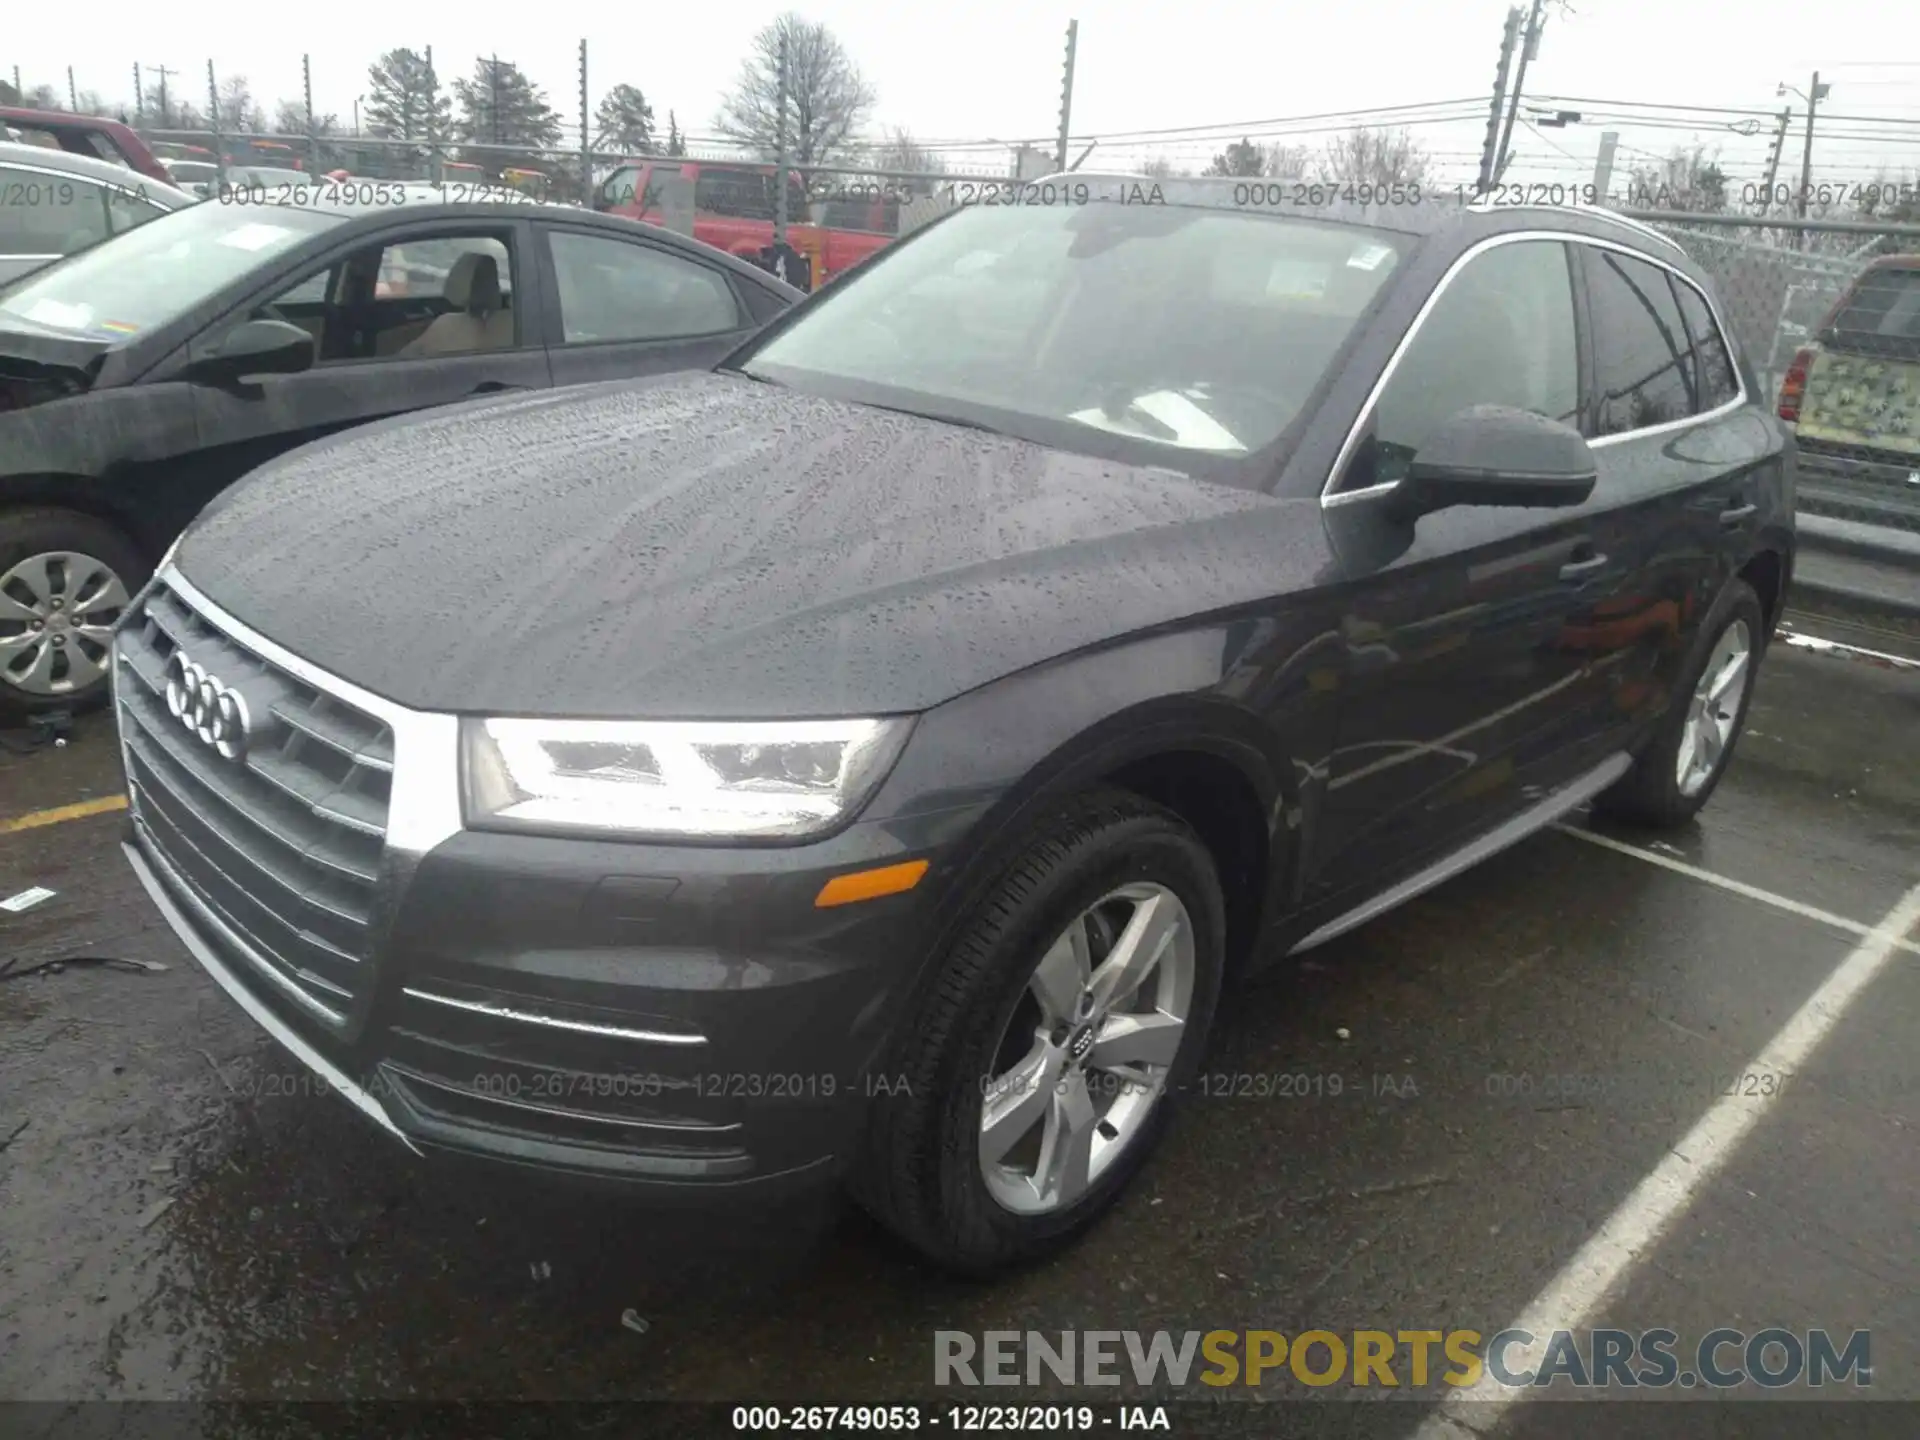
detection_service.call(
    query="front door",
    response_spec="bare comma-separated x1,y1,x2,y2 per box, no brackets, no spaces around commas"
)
185,219,553,510
1312,236,1605,905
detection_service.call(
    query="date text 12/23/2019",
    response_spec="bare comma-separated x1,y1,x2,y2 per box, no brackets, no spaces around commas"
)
731,1404,1171,1432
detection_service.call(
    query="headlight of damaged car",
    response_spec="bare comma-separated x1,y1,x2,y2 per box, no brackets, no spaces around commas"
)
462,717,914,840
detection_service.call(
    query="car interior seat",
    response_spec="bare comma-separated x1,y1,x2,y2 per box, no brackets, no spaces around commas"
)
400,251,514,356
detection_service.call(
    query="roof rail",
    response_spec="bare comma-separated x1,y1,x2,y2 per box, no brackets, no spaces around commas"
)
1466,198,1684,255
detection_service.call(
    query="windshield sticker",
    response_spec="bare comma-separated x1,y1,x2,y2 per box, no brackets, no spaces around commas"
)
1347,243,1394,271
21,298,95,330
217,223,293,252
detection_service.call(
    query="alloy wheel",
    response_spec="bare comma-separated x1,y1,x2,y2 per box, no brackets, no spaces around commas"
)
0,551,131,697
978,882,1196,1215
1675,617,1752,798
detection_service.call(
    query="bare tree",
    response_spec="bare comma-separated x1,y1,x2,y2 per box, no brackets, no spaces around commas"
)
213,74,266,133
1627,143,1727,214
715,12,877,167
272,98,338,138
865,126,946,178
1316,126,1433,187
1263,143,1312,179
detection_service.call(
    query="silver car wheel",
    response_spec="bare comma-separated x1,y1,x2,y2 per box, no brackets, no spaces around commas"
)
978,882,1196,1216
1675,617,1753,798
0,550,131,698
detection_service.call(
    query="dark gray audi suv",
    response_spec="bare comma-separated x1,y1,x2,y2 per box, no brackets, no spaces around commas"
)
111,178,1793,1275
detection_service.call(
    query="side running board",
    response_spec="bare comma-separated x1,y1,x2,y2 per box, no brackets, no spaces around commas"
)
1286,752,1633,956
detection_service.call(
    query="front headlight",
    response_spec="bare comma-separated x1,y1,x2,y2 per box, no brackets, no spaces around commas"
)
462,716,914,840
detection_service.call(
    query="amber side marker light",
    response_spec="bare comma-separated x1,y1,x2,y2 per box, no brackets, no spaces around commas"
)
814,859,930,908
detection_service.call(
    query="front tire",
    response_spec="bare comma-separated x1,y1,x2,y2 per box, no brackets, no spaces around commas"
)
1595,578,1765,828
853,788,1226,1276
0,507,149,724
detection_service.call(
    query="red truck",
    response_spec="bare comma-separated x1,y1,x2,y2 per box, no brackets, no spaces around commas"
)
0,106,172,184
594,158,897,290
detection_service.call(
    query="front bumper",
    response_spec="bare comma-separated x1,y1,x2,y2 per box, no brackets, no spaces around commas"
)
115,569,988,1199
124,798,980,1196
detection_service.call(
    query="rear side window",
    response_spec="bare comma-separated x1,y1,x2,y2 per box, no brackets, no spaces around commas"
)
1343,238,1580,493
1671,278,1740,411
1826,265,1920,360
0,167,109,257
1585,248,1695,435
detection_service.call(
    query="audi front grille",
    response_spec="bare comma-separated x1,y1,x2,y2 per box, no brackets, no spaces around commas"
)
113,576,395,1028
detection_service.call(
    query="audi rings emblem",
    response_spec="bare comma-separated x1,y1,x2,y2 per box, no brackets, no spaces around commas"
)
163,652,251,761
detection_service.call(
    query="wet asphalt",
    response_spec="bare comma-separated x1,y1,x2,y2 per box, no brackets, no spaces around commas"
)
1,642,1915,1435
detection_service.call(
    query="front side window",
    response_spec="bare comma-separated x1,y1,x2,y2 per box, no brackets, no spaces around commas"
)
0,167,109,257
1672,277,1740,411
549,231,741,344
1341,239,1580,493
1587,249,1695,434
738,203,1404,476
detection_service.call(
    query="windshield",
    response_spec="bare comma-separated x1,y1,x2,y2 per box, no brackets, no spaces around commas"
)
738,202,1403,471
0,201,343,340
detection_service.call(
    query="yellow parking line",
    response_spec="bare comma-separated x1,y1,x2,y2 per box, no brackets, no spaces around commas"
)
0,794,130,835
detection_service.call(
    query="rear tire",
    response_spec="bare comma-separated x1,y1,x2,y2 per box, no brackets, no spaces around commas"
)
0,507,148,725
851,788,1226,1276
1594,578,1765,829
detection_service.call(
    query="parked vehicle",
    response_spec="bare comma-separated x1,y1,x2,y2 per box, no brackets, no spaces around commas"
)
1770,254,1920,650
110,184,1793,1274
0,191,800,717
0,141,192,283
595,159,893,290
0,107,172,184
161,158,221,198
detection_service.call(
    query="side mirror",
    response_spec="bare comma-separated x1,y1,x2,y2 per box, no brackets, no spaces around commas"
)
1393,404,1597,518
185,318,315,386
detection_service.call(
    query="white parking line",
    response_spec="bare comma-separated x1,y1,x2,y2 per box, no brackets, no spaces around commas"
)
1412,876,1920,1439
1554,823,1920,957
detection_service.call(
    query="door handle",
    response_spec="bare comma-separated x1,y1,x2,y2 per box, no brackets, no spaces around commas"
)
1558,552,1609,582
1718,502,1757,526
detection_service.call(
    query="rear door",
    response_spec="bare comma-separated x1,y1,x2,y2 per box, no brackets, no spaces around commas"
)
1314,236,1603,902
1566,242,1772,760
183,216,553,509
536,223,763,388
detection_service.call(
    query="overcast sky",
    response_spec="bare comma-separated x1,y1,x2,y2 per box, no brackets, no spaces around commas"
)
10,1,1919,187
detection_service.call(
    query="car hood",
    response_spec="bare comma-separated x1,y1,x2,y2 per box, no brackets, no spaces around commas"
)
176,371,1316,718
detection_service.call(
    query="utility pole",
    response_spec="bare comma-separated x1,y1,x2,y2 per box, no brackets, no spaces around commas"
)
1477,8,1522,196
490,53,501,147
773,31,790,251
1494,0,1548,185
1055,20,1079,173
147,63,177,128
133,65,143,123
1758,106,1792,215
578,38,590,205
68,66,78,111
10,66,19,101
207,60,223,184
1591,130,1619,204
303,54,318,172
1795,72,1826,221
425,45,441,183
